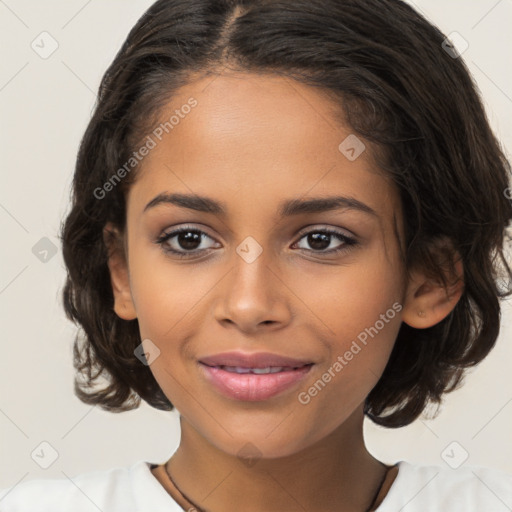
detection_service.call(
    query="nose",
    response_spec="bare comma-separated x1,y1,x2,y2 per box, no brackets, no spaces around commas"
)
213,247,293,334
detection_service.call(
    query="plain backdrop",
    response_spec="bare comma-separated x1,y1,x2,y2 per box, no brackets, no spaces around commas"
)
1,0,511,490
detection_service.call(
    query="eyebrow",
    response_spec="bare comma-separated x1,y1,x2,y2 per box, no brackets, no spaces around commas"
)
143,192,378,218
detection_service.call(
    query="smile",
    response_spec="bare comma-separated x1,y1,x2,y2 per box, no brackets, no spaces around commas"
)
209,365,309,374
198,362,314,401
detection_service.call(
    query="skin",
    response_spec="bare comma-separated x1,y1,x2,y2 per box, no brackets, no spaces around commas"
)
106,72,464,512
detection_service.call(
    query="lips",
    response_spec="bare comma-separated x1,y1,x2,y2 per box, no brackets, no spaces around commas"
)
198,351,314,401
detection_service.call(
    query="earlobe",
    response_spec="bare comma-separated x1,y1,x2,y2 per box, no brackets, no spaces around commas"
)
103,223,137,321
401,252,464,329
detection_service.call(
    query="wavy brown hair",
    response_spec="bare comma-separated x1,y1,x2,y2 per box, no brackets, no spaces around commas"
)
60,0,512,427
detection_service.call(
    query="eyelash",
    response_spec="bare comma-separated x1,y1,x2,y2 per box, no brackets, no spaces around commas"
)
155,225,359,260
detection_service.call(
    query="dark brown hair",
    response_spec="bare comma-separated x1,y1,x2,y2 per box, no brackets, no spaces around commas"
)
60,0,512,427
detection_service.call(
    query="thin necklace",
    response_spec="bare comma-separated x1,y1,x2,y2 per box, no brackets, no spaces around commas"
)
163,462,389,512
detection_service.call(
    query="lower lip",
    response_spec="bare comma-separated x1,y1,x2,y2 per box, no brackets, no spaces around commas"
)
198,363,313,401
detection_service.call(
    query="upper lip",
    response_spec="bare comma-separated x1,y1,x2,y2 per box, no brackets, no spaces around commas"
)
199,351,314,369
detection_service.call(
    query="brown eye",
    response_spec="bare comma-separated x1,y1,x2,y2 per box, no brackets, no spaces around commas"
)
155,227,219,258
293,228,358,255
155,225,358,260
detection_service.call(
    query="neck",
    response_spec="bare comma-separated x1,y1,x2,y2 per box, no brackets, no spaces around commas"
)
162,407,390,512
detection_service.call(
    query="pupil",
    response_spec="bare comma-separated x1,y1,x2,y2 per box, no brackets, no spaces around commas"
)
179,231,201,250
309,233,330,250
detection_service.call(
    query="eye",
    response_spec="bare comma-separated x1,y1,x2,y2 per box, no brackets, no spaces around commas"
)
293,228,358,255
155,226,220,259
155,225,359,259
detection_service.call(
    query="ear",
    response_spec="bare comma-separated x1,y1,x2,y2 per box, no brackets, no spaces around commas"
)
401,239,464,329
103,222,137,321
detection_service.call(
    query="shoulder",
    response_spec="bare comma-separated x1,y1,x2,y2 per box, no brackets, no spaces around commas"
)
0,461,166,512
378,460,512,512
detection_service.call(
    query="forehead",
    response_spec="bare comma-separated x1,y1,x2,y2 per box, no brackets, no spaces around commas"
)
127,71,400,226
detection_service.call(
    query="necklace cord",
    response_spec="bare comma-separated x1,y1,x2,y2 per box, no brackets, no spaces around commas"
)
163,462,390,512
164,463,205,511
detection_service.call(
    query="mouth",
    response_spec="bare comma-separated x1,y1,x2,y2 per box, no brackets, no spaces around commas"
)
197,354,314,401
200,363,313,374
198,351,314,369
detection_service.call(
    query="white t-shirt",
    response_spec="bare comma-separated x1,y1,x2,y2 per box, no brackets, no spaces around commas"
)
1,460,511,511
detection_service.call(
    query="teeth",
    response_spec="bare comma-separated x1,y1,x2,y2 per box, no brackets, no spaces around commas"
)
253,367,284,374
221,366,288,374
223,366,253,374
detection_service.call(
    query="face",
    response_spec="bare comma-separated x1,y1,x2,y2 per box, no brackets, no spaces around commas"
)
109,72,408,458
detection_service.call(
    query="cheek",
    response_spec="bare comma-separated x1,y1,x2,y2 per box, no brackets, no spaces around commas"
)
296,315,401,439
296,250,403,402
128,245,209,341
294,248,403,340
